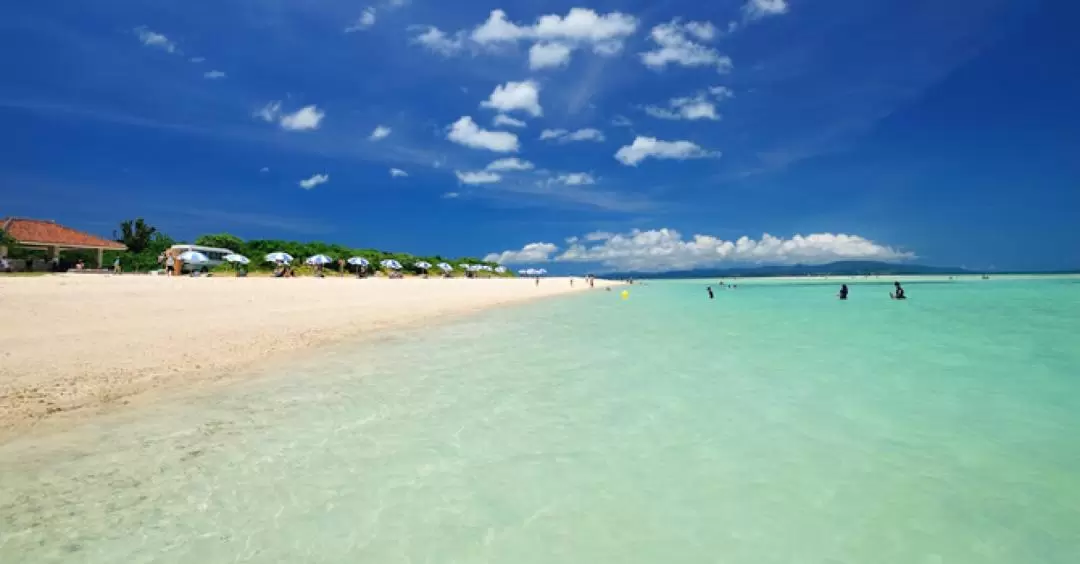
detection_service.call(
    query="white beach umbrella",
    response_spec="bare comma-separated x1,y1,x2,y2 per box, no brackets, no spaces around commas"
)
481,265,494,272
414,261,432,270
494,266,507,274
458,263,471,271
437,262,453,272
178,250,209,264
305,254,333,265
538,268,548,275
347,257,369,266
265,252,293,263
224,253,250,265
380,259,403,270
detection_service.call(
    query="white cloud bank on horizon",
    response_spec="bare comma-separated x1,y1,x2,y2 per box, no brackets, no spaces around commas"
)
485,229,914,270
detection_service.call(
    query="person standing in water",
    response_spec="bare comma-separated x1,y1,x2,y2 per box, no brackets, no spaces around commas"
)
891,281,906,300
707,286,714,299
838,284,849,300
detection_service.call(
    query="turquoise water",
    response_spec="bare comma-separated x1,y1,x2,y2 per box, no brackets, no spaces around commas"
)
3,277,1079,563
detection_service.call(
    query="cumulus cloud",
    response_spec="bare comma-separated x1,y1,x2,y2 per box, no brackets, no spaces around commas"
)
611,115,633,127
483,242,559,264
447,116,520,152
203,70,226,79
539,128,604,143
494,114,527,128
254,101,282,122
414,9,637,68
346,7,377,32
530,42,572,69
413,26,466,55
488,230,914,270
744,0,789,20
390,168,408,177
614,136,717,166
553,173,596,185
299,173,329,189
135,27,177,53
644,88,733,121
481,80,542,117
443,192,460,199
641,19,733,73
279,105,325,131
456,170,501,184
369,125,391,140
486,158,534,171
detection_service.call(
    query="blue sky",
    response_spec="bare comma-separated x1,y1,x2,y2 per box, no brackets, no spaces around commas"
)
2,0,1077,272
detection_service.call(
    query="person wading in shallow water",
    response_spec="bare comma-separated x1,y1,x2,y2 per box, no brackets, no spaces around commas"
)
891,281,907,300
707,286,714,299
838,284,849,300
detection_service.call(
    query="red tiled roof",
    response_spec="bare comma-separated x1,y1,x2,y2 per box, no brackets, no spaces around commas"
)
1,218,127,250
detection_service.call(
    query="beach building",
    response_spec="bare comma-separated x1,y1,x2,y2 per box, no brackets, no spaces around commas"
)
1,217,127,270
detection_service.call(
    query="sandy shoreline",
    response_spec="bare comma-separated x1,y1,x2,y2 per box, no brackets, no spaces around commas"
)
1,274,616,437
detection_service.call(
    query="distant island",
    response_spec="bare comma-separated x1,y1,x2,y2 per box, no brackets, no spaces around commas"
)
604,261,973,279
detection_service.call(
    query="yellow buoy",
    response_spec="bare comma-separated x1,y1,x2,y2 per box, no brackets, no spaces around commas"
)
620,290,629,300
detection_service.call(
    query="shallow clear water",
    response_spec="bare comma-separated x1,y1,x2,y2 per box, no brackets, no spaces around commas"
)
3,277,1080,563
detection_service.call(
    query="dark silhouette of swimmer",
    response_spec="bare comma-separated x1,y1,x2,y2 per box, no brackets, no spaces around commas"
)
891,281,906,300
707,286,714,299
838,284,849,300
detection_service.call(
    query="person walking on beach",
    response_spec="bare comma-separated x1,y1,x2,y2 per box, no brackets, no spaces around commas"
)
535,277,540,287
570,278,574,288
112,256,122,275
707,286,714,299
838,284,849,300
165,252,175,277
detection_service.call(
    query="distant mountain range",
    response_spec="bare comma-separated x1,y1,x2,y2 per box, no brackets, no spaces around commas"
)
604,261,974,279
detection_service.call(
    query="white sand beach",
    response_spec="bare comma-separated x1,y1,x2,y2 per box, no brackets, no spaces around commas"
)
0,274,615,436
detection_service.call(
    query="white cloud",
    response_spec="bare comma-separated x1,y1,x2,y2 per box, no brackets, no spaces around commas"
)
744,0,789,20
390,168,408,177
259,167,269,173
456,170,502,184
611,115,633,127
413,26,465,56
370,125,391,140
442,192,460,199
135,28,177,53
489,230,914,270
641,19,733,73
483,242,559,264
447,116,520,152
614,136,717,166
254,101,282,122
554,173,596,186
203,70,226,79
481,80,542,117
529,42,572,70
486,158,534,171
299,173,329,189
346,7,377,32
644,88,733,121
189,57,205,63
279,105,325,131
493,114,527,128
539,128,604,143
415,9,637,68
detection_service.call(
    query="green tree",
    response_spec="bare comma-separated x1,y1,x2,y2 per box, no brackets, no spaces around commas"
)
0,228,13,247
195,233,245,253
115,218,158,253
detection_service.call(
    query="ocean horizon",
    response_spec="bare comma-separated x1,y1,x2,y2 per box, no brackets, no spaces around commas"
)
3,275,1078,563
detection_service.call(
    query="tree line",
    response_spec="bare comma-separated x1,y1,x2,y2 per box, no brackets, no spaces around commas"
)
106,219,504,275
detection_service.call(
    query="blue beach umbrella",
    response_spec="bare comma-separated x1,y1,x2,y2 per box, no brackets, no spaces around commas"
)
305,254,333,265
380,259,403,270
347,257,369,267
265,252,293,264
414,261,432,270
494,266,507,274
224,253,250,265
437,262,453,272
458,263,471,271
